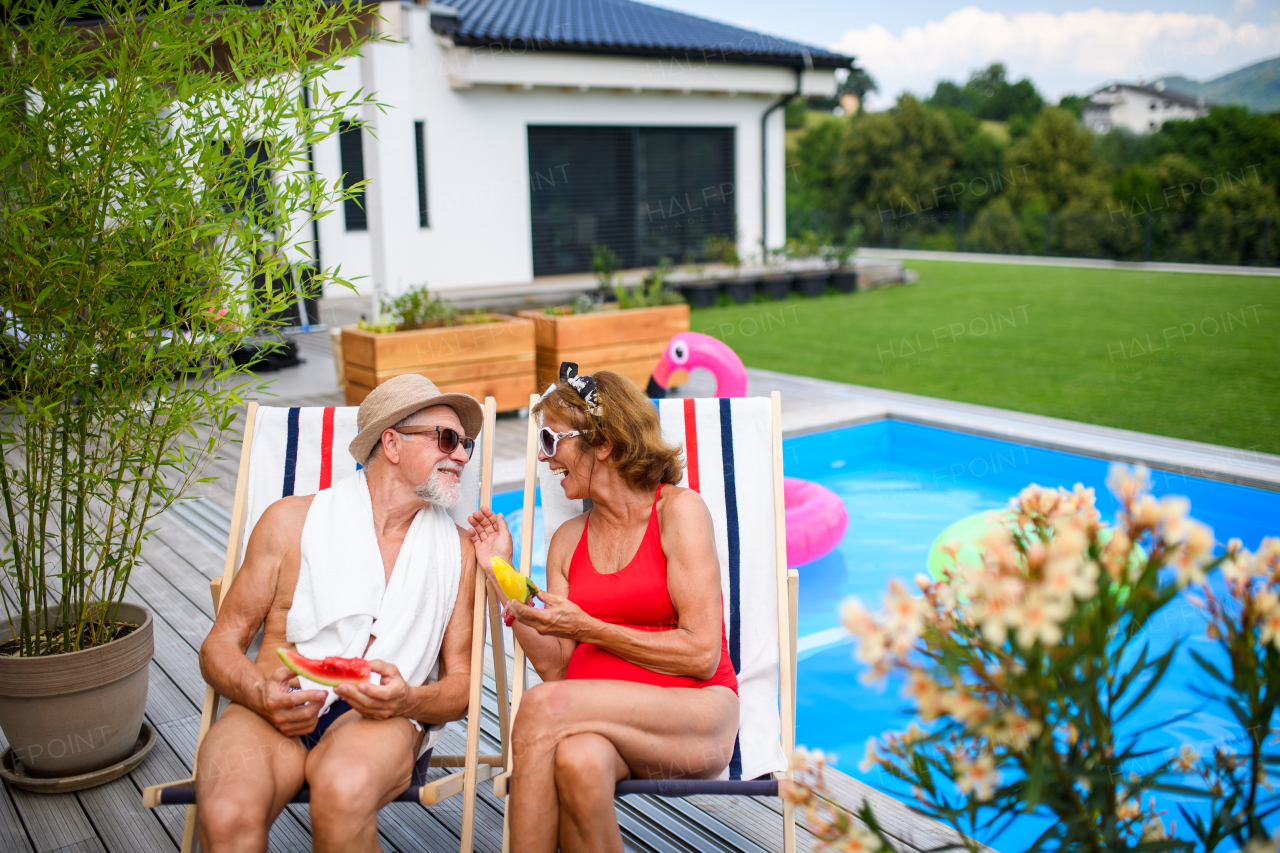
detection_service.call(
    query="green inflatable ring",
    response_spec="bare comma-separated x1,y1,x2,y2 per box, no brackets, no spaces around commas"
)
927,510,1145,582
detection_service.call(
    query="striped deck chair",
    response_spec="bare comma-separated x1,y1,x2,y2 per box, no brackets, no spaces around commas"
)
494,392,798,853
142,400,511,853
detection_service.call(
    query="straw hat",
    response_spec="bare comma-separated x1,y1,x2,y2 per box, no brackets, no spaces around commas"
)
349,374,483,464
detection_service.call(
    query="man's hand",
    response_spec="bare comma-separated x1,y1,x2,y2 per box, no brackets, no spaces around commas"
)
254,667,326,737
336,660,411,721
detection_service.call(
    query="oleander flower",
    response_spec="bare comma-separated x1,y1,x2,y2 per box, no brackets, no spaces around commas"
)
954,753,999,801
943,689,993,727
1171,520,1215,587
987,712,1043,751
1015,589,1072,649
1117,796,1143,820
1256,589,1280,650
902,668,945,720
1107,464,1151,508
1100,527,1134,580
834,827,884,852
883,578,928,637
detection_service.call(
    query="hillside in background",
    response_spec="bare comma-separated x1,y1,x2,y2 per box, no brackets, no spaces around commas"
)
1158,55,1280,114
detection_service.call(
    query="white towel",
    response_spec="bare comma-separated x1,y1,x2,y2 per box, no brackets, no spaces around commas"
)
287,470,462,753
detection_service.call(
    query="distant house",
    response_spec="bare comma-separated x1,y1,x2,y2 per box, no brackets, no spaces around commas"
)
302,0,852,299
1082,81,1209,135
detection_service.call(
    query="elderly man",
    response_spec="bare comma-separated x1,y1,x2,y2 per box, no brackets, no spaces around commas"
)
195,375,481,852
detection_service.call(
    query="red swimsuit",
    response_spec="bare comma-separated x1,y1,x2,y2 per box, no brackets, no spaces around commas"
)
564,485,739,694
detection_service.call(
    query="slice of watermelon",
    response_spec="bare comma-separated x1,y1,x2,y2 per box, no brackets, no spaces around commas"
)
277,648,371,687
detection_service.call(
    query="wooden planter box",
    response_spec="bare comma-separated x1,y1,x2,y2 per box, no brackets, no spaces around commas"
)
341,314,536,411
516,304,690,390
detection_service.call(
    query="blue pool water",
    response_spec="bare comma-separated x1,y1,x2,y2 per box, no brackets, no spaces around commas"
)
493,419,1280,848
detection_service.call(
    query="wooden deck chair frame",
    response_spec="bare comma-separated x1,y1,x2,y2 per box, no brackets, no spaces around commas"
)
142,397,512,853
492,391,799,853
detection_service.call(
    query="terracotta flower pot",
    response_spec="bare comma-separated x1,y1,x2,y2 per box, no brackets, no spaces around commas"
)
0,603,152,780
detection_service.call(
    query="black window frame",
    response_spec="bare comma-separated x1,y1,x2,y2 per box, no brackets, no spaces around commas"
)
338,119,367,232
415,120,430,228
527,125,735,277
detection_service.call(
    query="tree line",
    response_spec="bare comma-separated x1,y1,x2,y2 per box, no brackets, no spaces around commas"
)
786,64,1280,265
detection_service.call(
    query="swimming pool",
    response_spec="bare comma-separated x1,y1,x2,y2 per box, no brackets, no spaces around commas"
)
493,418,1280,848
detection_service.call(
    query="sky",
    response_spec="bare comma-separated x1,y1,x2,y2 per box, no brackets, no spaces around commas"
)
646,0,1280,108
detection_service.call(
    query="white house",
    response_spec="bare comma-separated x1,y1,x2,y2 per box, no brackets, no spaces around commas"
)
1082,81,1209,135
304,0,851,300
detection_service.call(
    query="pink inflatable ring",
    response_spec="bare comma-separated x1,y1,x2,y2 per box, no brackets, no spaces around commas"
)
784,477,848,568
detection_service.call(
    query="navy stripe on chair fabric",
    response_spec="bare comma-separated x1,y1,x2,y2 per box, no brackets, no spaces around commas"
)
718,398,740,676
154,748,434,806
155,786,427,806
282,407,300,497
614,778,778,797
729,734,742,781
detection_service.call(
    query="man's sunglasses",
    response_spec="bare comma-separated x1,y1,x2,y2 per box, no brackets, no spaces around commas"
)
393,426,475,460
538,427,580,458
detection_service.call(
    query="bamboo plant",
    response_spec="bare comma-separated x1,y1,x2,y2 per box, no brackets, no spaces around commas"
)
0,0,378,656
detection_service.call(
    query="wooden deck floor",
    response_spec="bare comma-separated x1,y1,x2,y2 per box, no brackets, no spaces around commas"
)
0,353,984,852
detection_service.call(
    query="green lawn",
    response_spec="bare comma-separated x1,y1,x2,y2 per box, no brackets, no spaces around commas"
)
688,260,1278,455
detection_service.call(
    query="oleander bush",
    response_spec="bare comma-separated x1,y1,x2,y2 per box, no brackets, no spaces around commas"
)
784,465,1279,852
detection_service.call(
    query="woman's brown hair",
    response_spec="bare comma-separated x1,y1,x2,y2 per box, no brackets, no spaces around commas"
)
533,370,684,489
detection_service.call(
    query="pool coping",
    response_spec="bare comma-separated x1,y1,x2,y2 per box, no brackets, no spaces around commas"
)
761,368,1280,493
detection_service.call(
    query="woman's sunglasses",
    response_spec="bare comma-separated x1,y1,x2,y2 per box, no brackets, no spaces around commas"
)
393,426,475,460
538,427,580,458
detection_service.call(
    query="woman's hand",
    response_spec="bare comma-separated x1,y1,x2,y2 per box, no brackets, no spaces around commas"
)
467,507,514,568
468,507,515,606
510,590,593,640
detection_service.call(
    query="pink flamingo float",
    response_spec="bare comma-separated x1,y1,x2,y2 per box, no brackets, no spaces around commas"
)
647,332,848,567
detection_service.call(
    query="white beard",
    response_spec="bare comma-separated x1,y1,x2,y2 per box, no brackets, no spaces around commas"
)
415,462,462,508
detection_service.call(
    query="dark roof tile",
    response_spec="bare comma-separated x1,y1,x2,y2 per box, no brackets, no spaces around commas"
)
438,0,853,68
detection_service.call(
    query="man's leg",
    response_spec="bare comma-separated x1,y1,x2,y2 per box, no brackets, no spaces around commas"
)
195,704,308,853
304,710,423,852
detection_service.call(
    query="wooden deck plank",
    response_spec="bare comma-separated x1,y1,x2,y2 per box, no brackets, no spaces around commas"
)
376,802,467,853
5,786,105,853
0,728,104,853
77,776,176,853
132,599,208,705
128,561,213,653
0,773,35,852
127,724,200,847
146,519,227,585
144,661,202,729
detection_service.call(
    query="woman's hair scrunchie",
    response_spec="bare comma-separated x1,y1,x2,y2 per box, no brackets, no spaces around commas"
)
559,362,602,417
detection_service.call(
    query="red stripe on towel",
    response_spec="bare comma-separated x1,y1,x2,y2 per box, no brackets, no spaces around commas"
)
319,407,335,490
683,398,700,493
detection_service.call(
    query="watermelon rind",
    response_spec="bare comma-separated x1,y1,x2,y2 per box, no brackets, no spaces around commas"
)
276,648,371,688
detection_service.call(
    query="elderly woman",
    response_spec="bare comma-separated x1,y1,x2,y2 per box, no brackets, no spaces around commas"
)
467,366,738,853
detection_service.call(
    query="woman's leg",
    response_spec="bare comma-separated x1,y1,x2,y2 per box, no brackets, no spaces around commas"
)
508,680,737,853
555,733,630,853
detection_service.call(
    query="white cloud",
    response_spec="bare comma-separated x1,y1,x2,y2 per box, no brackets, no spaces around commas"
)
831,6,1280,109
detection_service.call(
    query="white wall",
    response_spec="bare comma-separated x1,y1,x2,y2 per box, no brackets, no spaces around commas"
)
313,6,834,298
1084,86,1208,135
